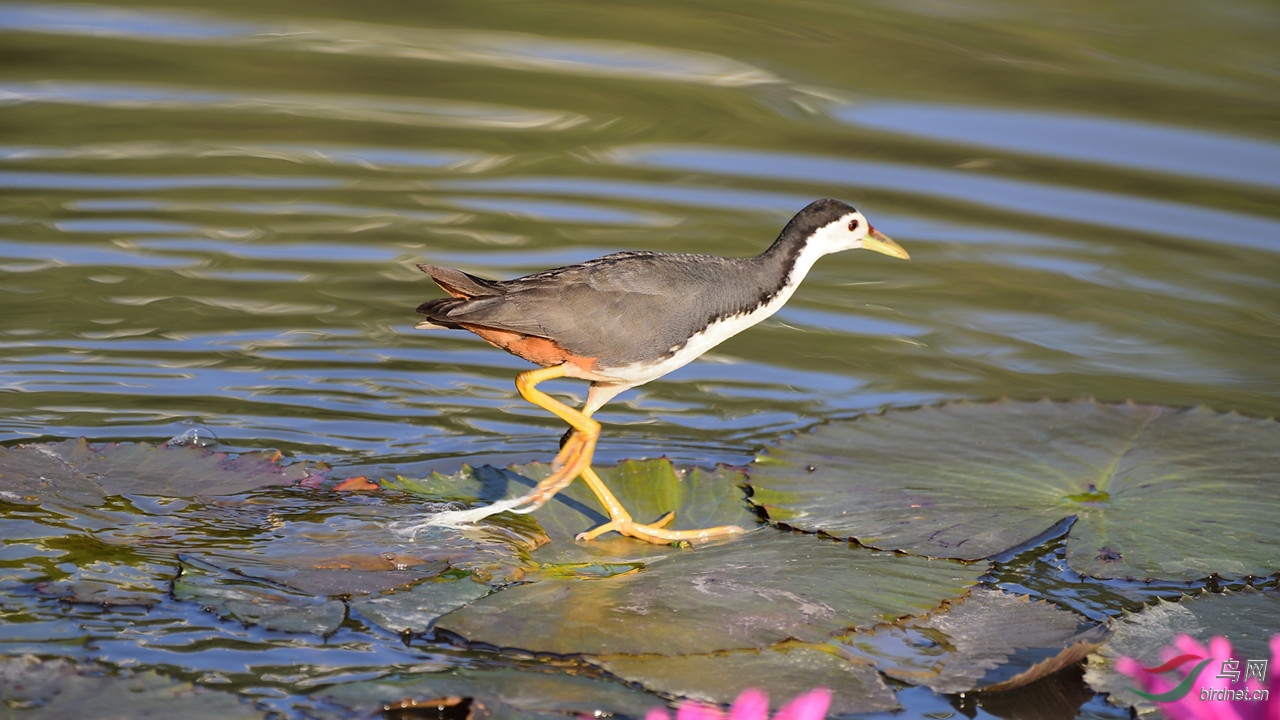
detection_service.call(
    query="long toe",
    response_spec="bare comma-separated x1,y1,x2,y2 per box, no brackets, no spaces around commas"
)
577,517,746,545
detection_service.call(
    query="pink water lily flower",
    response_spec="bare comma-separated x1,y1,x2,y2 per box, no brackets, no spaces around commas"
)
1117,633,1279,720
645,687,832,720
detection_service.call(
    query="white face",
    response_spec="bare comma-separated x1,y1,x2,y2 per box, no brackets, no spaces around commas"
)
808,211,909,261
810,211,872,254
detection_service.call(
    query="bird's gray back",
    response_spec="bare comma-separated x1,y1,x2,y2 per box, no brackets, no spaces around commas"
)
452,251,783,369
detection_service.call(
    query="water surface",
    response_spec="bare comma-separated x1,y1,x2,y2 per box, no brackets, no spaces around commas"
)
1,0,1277,716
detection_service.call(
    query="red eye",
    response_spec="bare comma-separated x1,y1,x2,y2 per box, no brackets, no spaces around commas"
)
848,219,860,231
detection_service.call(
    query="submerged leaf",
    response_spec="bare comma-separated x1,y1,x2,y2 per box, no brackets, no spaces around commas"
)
748,400,1280,580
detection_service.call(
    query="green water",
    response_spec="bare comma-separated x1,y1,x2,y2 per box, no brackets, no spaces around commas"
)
1,0,1278,717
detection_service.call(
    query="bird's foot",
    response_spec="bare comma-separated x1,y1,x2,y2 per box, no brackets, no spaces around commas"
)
400,495,530,535
575,512,746,545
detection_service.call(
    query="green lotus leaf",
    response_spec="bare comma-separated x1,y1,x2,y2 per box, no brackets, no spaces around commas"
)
747,400,1280,580
597,645,898,714
1084,587,1280,715
436,531,978,656
841,588,1108,695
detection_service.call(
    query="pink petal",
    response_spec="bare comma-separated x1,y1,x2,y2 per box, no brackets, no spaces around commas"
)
676,701,725,720
774,688,833,720
1176,634,1213,659
726,689,769,720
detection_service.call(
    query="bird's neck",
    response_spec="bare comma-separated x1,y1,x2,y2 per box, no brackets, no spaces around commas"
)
756,229,829,299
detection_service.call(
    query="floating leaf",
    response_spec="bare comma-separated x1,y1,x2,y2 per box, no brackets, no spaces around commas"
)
0,655,261,719
350,573,491,635
1084,587,1280,714
313,665,660,719
0,438,318,506
597,645,898,715
842,588,1107,694
0,442,549,643
174,555,348,635
748,400,1280,580
164,501,544,632
436,531,977,656
193,551,450,597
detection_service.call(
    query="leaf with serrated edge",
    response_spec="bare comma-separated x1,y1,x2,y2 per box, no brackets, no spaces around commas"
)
841,588,1107,694
748,400,1280,580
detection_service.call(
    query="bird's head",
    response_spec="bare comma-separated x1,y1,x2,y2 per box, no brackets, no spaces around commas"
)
809,205,910,260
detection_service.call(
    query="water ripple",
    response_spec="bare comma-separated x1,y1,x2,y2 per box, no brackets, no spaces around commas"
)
611,144,1280,251
836,102,1280,189
0,81,590,131
1,2,780,87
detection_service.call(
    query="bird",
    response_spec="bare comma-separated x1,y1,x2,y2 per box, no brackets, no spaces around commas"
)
414,198,909,544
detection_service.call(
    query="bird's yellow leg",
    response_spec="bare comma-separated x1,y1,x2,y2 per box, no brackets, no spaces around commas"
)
508,365,600,512
574,464,745,544
511,364,746,545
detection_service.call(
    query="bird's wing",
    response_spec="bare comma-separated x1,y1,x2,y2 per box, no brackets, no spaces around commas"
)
417,253,766,366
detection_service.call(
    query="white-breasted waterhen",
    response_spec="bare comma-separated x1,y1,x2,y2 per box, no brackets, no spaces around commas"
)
414,198,908,544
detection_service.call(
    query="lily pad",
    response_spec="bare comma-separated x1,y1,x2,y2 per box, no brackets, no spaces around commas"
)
312,665,660,719
596,645,898,714
163,499,545,633
191,551,451,597
174,555,349,635
0,438,319,506
842,588,1108,695
1084,587,1280,714
747,400,1280,580
0,442,551,643
350,573,491,635
436,531,977,656
0,655,263,719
